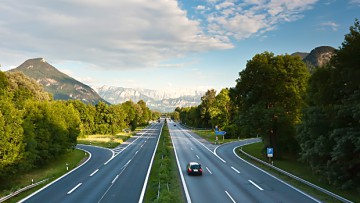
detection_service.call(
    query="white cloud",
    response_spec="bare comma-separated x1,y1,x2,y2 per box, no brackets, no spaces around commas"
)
0,0,233,70
350,0,360,5
321,21,339,31
201,0,318,40
196,5,206,10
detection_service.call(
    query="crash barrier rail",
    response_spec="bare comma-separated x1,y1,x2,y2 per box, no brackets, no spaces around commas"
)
239,148,353,203
0,179,49,203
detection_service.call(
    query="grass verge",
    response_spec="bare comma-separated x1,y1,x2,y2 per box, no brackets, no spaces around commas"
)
192,129,240,144
77,133,131,148
237,142,359,203
1,149,88,203
144,123,185,203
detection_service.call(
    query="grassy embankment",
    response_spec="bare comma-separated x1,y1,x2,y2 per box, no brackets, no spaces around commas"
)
77,126,147,148
237,142,359,203
144,123,185,203
1,149,87,203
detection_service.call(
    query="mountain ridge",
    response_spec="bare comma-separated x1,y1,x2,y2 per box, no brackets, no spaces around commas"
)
8,58,106,104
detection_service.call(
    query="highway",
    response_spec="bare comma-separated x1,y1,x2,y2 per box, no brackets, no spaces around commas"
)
20,121,163,203
168,120,320,203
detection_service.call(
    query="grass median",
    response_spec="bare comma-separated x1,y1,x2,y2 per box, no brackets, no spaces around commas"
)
144,123,185,203
1,149,88,203
237,142,359,203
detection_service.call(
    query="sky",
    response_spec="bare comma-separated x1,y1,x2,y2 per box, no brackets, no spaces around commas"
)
0,0,359,92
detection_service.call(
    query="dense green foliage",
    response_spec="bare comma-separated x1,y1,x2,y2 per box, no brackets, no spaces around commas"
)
175,19,360,189
0,71,159,181
297,19,360,189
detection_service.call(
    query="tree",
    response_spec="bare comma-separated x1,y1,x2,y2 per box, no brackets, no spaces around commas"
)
298,19,360,188
200,89,217,128
234,52,309,158
208,88,231,129
0,98,25,177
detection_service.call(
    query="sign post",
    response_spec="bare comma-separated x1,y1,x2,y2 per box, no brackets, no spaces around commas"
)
267,148,273,164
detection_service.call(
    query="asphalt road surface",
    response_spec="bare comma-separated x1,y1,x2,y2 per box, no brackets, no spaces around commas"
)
168,120,320,203
20,121,163,203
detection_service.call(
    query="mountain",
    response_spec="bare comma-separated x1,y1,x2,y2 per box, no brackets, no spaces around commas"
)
95,86,205,112
8,58,106,104
303,46,335,69
292,46,336,72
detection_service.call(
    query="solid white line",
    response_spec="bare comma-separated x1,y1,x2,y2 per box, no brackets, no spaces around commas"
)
169,125,192,203
225,191,236,203
248,180,263,191
90,169,99,177
138,122,163,203
206,167,212,174
196,155,200,159
67,183,82,194
112,175,119,184
231,166,240,174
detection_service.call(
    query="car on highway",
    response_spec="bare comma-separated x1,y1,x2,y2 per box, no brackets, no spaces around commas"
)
186,162,202,175
174,124,176,126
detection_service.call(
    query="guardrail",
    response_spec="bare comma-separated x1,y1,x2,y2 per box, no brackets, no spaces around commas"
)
239,148,353,203
0,179,49,203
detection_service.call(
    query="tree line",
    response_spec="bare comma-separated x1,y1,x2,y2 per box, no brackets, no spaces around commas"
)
0,71,160,180
174,19,360,189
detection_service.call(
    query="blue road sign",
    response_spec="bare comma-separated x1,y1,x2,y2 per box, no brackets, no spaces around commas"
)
215,131,226,135
267,148,273,158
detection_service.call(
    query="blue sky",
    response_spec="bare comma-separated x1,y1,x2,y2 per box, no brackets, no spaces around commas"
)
0,0,359,92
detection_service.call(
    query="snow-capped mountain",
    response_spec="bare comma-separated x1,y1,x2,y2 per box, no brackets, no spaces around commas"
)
94,86,206,112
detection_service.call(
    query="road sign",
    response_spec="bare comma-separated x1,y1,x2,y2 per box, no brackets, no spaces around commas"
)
267,148,273,158
215,130,226,135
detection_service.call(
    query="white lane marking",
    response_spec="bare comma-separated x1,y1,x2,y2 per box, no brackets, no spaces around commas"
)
231,166,240,174
112,175,119,184
248,180,263,191
191,148,193,150
206,167,212,174
196,155,200,159
135,150,139,155
138,122,164,203
225,191,236,203
90,169,99,177
67,183,82,194
125,159,132,166
183,130,226,163
232,148,321,203
168,126,192,203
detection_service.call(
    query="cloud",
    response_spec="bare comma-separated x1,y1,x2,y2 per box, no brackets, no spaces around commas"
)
321,21,339,31
0,0,233,70
350,0,360,5
200,0,318,40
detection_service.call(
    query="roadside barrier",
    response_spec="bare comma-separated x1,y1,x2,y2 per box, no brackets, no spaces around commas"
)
0,179,49,203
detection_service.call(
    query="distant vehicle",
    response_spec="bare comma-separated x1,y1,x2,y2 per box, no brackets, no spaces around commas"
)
186,162,202,175
174,124,176,126
158,119,160,123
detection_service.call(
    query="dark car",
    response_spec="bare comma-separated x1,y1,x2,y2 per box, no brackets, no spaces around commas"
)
174,124,176,126
186,162,202,175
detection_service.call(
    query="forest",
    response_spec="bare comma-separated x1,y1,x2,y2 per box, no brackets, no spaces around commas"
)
174,19,360,189
0,70,160,181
